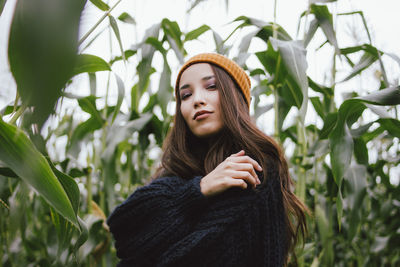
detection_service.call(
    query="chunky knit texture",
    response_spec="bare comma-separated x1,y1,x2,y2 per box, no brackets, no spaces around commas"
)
175,53,252,108
107,170,286,267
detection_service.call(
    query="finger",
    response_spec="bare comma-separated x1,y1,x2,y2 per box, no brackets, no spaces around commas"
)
230,155,263,172
232,171,258,188
230,162,260,184
229,178,248,189
230,150,245,157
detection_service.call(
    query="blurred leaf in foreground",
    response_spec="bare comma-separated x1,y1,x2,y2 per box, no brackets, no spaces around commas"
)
8,0,86,129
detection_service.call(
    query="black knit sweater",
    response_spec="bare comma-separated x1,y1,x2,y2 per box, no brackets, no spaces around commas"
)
107,171,286,267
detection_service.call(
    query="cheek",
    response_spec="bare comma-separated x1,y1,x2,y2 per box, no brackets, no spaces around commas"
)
180,104,190,122
211,91,221,107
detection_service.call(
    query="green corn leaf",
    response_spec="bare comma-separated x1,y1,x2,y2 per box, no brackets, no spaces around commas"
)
310,96,325,119
329,86,400,225
162,19,184,63
255,42,284,78
311,4,339,53
68,117,103,158
315,205,334,265
184,24,210,42
336,189,343,230
308,77,334,98
72,54,111,77
0,166,18,178
378,118,400,138
110,50,136,65
0,0,6,16
213,30,231,55
277,96,291,131
137,23,161,96
353,138,369,165
8,0,86,128
103,112,153,162
118,12,136,24
304,19,318,47
0,105,15,116
89,73,96,96
78,96,103,125
340,44,379,56
0,118,78,227
50,207,74,258
279,81,302,108
238,30,259,55
74,216,89,251
340,52,378,82
254,103,273,120
232,16,292,42
145,37,167,54
270,38,308,120
111,73,125,123
350,121,375,138
358,86,400,105
67,96,104,156
89,0,109,11
345,163,367,241
47,159,80,215
363,125,385,143
157,59,173,118
109,15,125,62
329,100,366,184
163,19,183,46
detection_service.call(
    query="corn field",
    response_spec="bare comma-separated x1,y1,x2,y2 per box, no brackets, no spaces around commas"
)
0,0,399,266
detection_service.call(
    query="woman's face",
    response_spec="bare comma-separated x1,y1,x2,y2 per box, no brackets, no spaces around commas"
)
178,63,224,138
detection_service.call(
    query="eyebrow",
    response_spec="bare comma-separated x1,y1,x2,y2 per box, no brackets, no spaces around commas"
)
179,75,215,91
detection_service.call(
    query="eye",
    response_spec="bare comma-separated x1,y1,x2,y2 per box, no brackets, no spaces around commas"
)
206,84,216,89
181,93,191,100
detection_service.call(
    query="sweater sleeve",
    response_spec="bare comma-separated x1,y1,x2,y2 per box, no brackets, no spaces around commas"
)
106,176,209,266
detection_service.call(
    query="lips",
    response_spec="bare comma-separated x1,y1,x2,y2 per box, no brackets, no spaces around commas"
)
193,110,213,120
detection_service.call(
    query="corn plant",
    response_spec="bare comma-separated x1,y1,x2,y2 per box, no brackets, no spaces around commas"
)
0,0,399,266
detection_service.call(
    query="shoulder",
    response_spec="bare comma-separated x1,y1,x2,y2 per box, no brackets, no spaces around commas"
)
148,175,188,186
141,175,199,192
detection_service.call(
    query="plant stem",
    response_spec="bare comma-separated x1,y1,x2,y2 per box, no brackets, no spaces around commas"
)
78,0,123,46
272,0,281,140
273,55,281,139
0,198,9,211
13,91,19,113
9,104,27,125
273,0,278,39
86,164,92,214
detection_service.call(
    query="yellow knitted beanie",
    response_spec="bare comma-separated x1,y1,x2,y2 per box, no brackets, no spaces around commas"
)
175,53,251,108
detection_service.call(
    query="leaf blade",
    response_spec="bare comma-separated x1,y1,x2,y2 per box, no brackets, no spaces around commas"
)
0,119,78,227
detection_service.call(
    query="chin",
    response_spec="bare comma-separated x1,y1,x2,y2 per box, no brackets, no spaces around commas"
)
193,128,221,139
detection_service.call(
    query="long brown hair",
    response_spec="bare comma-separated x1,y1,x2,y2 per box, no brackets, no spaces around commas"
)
152,64,308,264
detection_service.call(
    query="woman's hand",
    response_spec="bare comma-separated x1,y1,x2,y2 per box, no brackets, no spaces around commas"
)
200,150,263,197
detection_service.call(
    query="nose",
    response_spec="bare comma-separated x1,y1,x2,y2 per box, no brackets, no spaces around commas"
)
192,87,206,107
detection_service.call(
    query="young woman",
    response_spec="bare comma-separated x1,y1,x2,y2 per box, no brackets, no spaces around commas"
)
107,53,308,266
